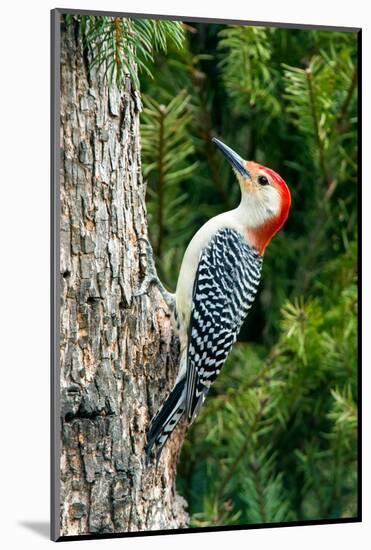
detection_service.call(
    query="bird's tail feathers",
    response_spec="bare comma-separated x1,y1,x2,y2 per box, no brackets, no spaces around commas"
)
145,377,186,464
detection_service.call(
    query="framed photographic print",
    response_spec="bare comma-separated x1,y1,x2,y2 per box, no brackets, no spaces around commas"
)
51,7,361,542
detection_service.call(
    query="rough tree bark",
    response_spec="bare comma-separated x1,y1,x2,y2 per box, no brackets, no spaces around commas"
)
59,20,188,536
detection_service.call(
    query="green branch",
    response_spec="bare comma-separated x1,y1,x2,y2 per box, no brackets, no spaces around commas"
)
337,66,358,129
66,14,186,88
215,398,266,501
305,67,331,187
156,105,166,257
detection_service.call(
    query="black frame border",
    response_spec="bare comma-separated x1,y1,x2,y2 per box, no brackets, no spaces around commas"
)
51,7,362,542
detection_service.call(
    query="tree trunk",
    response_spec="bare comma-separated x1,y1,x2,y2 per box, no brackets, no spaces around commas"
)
58,20,188,537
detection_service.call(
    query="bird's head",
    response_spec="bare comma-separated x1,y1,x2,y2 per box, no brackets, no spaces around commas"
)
212,137,291,255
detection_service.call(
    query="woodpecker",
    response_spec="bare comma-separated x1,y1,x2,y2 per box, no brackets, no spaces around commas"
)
141,138,291,462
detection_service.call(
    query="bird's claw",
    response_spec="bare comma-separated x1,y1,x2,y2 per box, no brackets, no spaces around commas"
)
134,274,158,298
135,236,176,311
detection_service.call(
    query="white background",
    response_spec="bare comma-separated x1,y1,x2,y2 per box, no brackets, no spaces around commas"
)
0,0,368,548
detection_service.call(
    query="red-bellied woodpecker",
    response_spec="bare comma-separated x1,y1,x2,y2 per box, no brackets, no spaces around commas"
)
139,138,291,462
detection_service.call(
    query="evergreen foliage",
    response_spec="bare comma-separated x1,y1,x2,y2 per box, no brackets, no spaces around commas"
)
69,15,359,526
218,26,281,124
140,91,199,283
65,14,185,87
140,22,358,525
178,242,357,525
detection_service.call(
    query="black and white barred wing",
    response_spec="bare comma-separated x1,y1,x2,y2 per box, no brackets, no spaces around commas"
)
185,228,263,423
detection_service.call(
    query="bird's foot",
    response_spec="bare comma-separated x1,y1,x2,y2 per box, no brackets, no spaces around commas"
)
135,237,176,312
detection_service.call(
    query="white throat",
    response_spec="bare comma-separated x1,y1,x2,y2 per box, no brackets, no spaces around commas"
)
235,188,281,228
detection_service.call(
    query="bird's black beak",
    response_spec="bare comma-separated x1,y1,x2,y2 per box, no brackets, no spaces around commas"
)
212,138,251,179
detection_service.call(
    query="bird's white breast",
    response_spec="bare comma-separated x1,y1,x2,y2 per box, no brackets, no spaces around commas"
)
175,211,246,345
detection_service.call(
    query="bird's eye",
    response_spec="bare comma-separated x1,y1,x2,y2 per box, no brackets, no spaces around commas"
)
258,175,269,186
